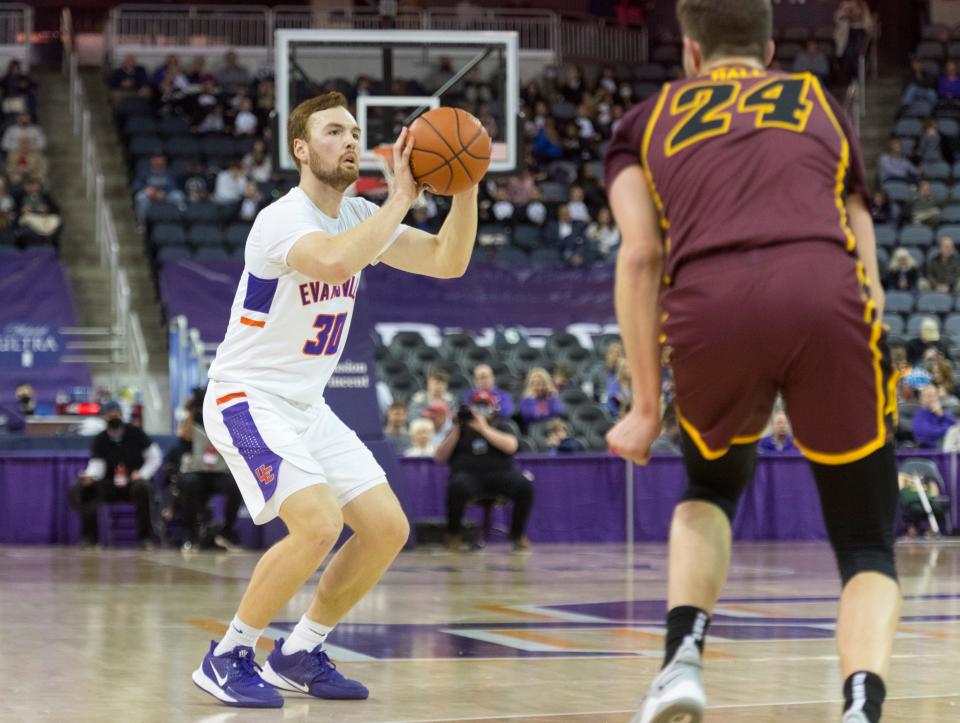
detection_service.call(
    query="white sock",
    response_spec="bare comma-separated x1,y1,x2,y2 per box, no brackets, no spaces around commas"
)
281,615,332,655
213,615,264,656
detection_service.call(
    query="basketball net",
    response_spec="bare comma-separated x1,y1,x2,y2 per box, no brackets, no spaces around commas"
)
369,142,426,209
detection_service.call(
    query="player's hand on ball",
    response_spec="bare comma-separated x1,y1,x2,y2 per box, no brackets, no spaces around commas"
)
390,127,419,205
606,409,661,465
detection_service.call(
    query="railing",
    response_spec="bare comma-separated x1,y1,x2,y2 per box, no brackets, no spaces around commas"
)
425,8,558,55
559,17,647,64
0,3,31,69
64,44,166,432
169,316,213,427
273,5,426,32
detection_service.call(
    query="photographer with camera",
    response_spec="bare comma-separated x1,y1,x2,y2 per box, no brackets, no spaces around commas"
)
177,386,243,551
434,390,534,551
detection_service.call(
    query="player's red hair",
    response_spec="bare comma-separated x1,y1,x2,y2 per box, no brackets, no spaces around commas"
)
287,91,349,169
676,0,772,61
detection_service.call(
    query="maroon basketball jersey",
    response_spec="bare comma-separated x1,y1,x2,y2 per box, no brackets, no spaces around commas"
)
604,65,870,285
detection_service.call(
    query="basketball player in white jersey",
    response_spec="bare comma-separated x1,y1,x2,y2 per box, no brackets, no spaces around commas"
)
192,92,478,708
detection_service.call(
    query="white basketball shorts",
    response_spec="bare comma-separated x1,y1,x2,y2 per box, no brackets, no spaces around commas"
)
202,379,388,524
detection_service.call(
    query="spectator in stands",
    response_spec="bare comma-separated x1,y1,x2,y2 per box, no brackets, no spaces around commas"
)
217,50,251,94
883,248,920,291
917,118,948,163
241,139,272,182
913,385,957,447
940,61,960,101
1,112,45,153
561,122,585,160
232,96,258,136
877,139,917,184
111,54,148,94
898,470,948,537
461,364,511,419
489,185,515,222
907,318,952,363
793,40,830,84
650,407,682,455
588,207,621,258
931,358,959,406
519,367,564,428
0,60,36,116
237,181,264,222
567,186,591,223
593,341,624,402
409,369,455,419
177,387,242,551
435,389,533,550
759,412,797,454
544,418,582,453
404,418,437,457
546,204,576,246
213,160,248,205
6,136,47,186
834,0,873,84
575,103,597,142
254,79,275,123
532,117,563,161
383,401,411,452
17,177,61,245
185,174,210,203
902,56,939,108
150,54,188,91
69,401,161,548
928,236,960,292
507,168,539,206
422,400,452,446
195,103,225,134
909,180,942,226
133,154,184,224
186,56,216,85
607,358,632,418
562,225,599,268
870,190,898,225
0,176,16,231
552,363,573,392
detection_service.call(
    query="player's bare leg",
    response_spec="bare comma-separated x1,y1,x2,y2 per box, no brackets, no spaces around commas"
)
306,484,410,625
667,501,731,612
837,573,901,679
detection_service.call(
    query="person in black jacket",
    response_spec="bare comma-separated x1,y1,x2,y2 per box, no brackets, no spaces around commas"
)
69,401,162,547
434,390,534,550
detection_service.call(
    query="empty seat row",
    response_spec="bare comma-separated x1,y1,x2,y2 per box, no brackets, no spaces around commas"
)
885,291,960,314
894,117,960,139
127,134,259,161
875,223,960,247
883,310,960,337
145,201,252,228
151,222,250,248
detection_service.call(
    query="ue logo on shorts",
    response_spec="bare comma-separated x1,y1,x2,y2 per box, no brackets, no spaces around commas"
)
255,464,275,485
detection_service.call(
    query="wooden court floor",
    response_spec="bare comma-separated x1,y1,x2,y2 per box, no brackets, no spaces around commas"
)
2,540,959,722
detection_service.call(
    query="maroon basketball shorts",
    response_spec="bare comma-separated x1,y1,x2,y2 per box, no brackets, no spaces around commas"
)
661,241,896,465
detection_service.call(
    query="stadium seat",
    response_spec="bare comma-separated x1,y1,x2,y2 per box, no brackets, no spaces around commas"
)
509,346,548,372
123,115,157,138
922,160,951,181
904,247,925,268
903,100,936,118
440,332,476,358
874,224,897,248
114,94,152,119
492,245,529,268
949,41,960,58
460,346,495,368
145,201,183,225
477,223,510,246
632,64,667,82
530,247,562,269
151,223,187,247
929,181,950,203
652,45,681,65
225,222,252,246
408,346,442,374
165,135,201,159
899,137,917,158
884,291,915,314
570,404,612,434
201,134,237,161
377,357,410,381
547,160,578,184
128,135,163,160
184,201,221,224
559,387,590,410
923,24,950,40
916,41,946,61
940,118,960,139
917,292,954,313
157,115,191,137
882,180,912,204
388,331,427,359
895,118,924,138
560,345,594,371
775,42,802,62
511,224,542,252
538,181,569,204
550,102,577,121
921,60,941,79
782,26,810,42
388,372,420,403
193,246,231,260
188,224,223,246
899,224,935,246
944,313,960,339
940,205,960,224
877,247,889,269
883,314,905,335
907,313,939,336
156,245,191,262
546,331,582,355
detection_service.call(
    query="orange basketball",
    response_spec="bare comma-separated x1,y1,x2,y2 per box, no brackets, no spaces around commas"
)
408,107,492,196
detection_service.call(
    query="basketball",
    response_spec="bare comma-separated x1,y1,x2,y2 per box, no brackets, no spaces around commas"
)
408,107,492,196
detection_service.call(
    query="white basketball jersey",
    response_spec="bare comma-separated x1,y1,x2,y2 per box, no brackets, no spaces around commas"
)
207,187,406,402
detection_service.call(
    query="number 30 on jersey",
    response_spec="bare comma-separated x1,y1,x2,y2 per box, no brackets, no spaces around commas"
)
665,76,814,157
303,313,348,356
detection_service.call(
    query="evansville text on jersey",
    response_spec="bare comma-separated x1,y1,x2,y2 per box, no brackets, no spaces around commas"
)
298,277,359,306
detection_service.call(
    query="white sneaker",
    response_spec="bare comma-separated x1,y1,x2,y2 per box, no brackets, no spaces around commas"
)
633,635,705,723
841,711,870,723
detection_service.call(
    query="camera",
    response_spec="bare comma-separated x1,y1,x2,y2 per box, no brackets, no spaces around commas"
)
457,404,474,424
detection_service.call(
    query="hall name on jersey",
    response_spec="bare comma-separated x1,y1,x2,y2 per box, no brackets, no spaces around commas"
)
298,277,358,306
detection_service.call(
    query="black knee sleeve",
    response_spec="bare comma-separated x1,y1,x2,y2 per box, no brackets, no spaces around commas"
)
679,428,758,523
809,444,899,586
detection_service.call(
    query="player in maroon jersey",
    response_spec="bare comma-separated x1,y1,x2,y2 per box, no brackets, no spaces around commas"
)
603,1,899,722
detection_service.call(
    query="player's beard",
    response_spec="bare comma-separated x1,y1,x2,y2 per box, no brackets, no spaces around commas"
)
307,147,359,192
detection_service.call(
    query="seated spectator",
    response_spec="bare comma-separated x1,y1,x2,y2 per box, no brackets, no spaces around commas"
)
0,176,17,230
552,363,573,392
150,54,188,91
869,190,898,225
242,139,273,182
409,369,455,419
561,122,584,160
939,60,960,101
111,54,147,94
213,160,248,204
532,117,563,161
607,358,632,418
793,40,830,83
917,119,948,164
254,79,275,121
195,103,225,134
544,418,582,453
0,60,37,116
928,236,960,292
217,50,251,94
133,154,185,224
593,340,624,402
567,186,591,223
650,407,682,455
435,390,533,550
404,418,437,457
6,136,48,186
587,207,621,258
233,96,258,136
487,185,515,222
422,400,453,446
177,387,243,551
877,139,917,184
186,56,215,85
519,367,564,428
883,248,920,291
1,112,45,153
902,56,938,108
17,177,62,245
465,364,514,419
238,181,264,221
507,169,538,206
913,385,957,447
562,227,599,268
68,401,162,548
897,471,948,537
477,102,498,140
907,318,952,363
383,401,410,452
909,180,941,227
759,412,797,453
931,358,960,407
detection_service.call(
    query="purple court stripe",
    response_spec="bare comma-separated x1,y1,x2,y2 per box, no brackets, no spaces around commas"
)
243,271,278,314
220,401,281,502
